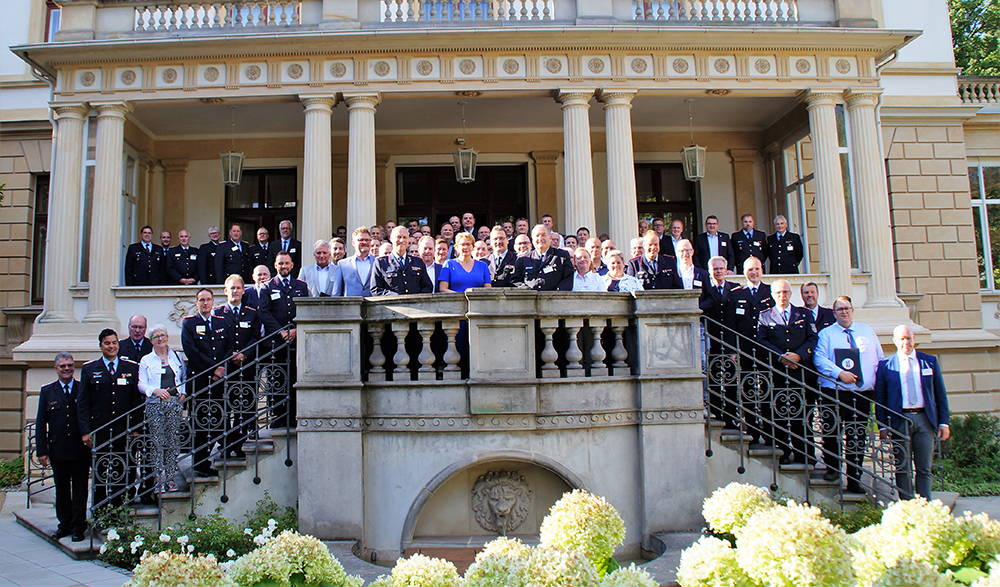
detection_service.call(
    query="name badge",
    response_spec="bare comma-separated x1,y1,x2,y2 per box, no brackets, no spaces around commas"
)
543,265,555,274
753,241,761,247
735,308,745,315
721,242,727,247
270,291,281,300
289,248,296,253
232,246,239,251
174,253,181,258
117,377,128,385
787,245,794,251
921,368,933,376
693,280,702,287
196,325,206,334
239,321,250,328
190,254,198,260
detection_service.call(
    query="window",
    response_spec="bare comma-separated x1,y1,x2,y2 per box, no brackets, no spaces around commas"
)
969,161,1000,289
395,166,528,234
31,175,50,304
225,168,297,241
45,0,61,42
634,163,698,238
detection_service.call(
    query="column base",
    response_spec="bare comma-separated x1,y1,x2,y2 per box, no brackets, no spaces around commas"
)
36,310,79,324
13,325,111,363
862,296,905,309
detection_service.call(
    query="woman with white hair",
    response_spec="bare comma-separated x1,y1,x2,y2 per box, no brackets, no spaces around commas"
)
602,250,645,293
138,324,186,493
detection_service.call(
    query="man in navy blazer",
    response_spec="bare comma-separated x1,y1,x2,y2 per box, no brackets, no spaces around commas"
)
800,282,837,332
244,265,271,309
371,226,433,295
700,256,741,428
36,352,90,541
339,228,376,297
694,215,735,272
513,225,575,291
875,324,950,500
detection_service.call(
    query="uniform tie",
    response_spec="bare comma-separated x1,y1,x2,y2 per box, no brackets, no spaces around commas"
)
64,382,72,397
144,243,151,254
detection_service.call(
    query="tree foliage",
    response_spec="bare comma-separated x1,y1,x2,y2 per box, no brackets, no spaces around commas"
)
950,0,1000,76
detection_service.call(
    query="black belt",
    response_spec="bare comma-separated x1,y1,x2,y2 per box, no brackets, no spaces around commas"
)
903,408,923,414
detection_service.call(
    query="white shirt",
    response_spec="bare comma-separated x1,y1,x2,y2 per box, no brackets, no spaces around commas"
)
572,271,605,291
138,349,186,400
897,351,925,409
678,263,695,289
814,321,884,391
424,262,437,291
316,264,330,293
356,255,373,284
706,233,719,258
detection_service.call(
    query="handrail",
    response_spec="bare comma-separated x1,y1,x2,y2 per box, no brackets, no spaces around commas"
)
700,314,915,505
23,422,53,508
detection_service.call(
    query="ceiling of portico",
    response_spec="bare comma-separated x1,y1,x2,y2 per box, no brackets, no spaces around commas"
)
132,93,801,140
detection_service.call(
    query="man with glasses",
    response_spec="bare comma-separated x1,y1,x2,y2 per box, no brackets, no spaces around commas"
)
814,296,883,493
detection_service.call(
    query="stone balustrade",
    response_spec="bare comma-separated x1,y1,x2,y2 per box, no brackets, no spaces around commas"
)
959,77,1000,105
632,0,798,22
133,0,302,30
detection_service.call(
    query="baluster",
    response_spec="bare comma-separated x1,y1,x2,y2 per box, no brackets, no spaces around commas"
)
391,322,411,381
417,0,426,21
609,319,629,373
155,6,166,29
465,0,474,21
486,0,495,20
539,320,560,378
589,320,608,376
644,0,652,20
530,0,539,19
441,321,462,380
774,0,785,20
700,0,709,20
213,3,223,27
765,0,774,21
564,319,584,376
416,322,436,380
666,0,676,20
519,0,529,20
789,0,797,20
677,0,688,20
711,0,720,20
268,1,277,25
721,0,730,20
397,0,406,21
367,323,387,382
180,4,191,28
169,4,179,28
507,0,516,21
655,0,665,20
386,0,396,20
191,4,203,28
634,0,643,20
135,7,146,30
754,0,763,21
429,0,438,21
541,0,550,19
476,0,484,20
976,83,985,104
407,0,415,21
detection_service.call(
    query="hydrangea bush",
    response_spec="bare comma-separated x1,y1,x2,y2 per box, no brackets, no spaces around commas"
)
227,530,363,587
464,537,531,587
677,536,760,587
124,551,236,587
702,482,776,536
539,489,626,575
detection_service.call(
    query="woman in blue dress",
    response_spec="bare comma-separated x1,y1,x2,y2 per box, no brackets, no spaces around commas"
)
439,232,492,292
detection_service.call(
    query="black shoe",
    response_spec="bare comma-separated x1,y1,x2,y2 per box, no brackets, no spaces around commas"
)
846,481,865,494
139,495,156,505
195,468,218,478
779,454,793,465
71,532,86,542
823,469,840,482
51,528,72,540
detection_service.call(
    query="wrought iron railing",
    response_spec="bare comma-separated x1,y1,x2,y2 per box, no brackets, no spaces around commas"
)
23,422,53,507
700,315,915,505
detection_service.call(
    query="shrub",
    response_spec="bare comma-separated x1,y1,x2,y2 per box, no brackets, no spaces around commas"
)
676,536,760,587
702,482,775,536
227,529,362,587
819,500,884,534
464,537,531,587
124,551,236,587
937,414,1000,496
525,547,601,587
539,489,626,575
371,553,461,587
0,457,24,488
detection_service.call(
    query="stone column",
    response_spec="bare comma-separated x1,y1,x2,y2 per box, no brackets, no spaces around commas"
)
84,101,132,325
530,151,561,222
147,159,166,232
803,90,852,299
39,103,88,324
845,88,904,309
300,95,336,251
598,89,638,248
344,93,380,244
557,89,596,235
161,159,189,238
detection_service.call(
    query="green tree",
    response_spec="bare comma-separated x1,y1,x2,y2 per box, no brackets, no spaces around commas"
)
950,0,1000,76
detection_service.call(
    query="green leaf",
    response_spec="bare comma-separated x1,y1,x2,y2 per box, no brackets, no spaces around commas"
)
951,566,988,585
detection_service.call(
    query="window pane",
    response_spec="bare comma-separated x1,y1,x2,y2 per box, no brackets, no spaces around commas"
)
661,166,692,202
398,172,430,207
265,173,296,208
985,167,1000,200
970,166,982,199
973,205,987,289
80,166,95,282
988,204,1000,289
229,175,260,209
840,153,858,268
635,167,655,202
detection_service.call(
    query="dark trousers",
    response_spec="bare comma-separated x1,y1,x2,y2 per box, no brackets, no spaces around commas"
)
267,343,296,428
51,458,90,533
191,375,225,471
823,387,873,482
894,411,936,499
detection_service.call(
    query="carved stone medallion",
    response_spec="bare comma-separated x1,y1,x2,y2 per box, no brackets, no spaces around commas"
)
246,65,261,80
588,58,605,74
503,59,519,74
162,68,178,84
81,72,96,87
754,59,771,74
459,59,476,75
373,61,391,77
545,58,562,74
288,64,304,79
795,59,811,74
835,59,851,74
416,60,433,76
331,62,347,78
204,67,220,82
713,58,730,74
631,58,648,74
672,58,689,74
471,470,532,534
121,70,136,85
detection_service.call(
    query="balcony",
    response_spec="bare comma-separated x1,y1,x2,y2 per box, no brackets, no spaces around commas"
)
959,76,1000,105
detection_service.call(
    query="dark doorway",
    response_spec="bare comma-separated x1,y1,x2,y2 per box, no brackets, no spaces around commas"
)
635,163,700,238
395,165,528,234
225,168,298,240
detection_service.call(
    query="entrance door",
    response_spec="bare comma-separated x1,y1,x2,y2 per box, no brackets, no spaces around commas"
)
225,168,297,241
395,165,528,234
635,163,699,239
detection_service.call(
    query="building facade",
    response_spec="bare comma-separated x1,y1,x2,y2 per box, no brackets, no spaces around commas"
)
1,0,999,459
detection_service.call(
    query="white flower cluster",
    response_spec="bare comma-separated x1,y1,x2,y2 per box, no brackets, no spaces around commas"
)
252,518,279,546
227,529,361,587
701,482,775,535
598,564,657,587
676,536,759,587
871,557,955,587
539,489,626,573
124,551,237,587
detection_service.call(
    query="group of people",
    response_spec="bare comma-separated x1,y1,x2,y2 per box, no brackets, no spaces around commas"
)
36,210,946,542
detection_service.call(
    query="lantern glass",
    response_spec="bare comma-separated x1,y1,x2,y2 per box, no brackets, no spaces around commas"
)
681,145,706,182
221,151,244,187
453,147,478,184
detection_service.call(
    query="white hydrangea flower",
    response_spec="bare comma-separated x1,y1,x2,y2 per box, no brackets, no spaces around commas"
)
107,529,120,542
677,536,758,587
702,482,775,536
539,489,626,572
177,535,189,546
226,549,236,558
187,544,195,553
159,534,171,543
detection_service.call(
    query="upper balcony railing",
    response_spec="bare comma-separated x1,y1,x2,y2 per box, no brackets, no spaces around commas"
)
632,0,797,22
134,0,301,30
959,76,1000,105
379,0,554,22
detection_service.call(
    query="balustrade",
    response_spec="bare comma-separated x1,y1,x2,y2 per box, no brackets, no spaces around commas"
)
379,0,553,22
959,78,1000,105
134,1,301,30
632,0,797,21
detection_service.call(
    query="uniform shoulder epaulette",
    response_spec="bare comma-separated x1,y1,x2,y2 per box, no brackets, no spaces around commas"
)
293,278,307,285
83,358,102,366
120,357,137,364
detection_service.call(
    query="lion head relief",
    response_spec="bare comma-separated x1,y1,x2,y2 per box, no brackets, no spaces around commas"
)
471,470,532,535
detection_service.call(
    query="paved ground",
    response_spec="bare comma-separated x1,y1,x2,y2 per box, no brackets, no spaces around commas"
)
5,491,1000,587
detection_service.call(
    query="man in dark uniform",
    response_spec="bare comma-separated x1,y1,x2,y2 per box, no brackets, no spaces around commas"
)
513,225,575,291
269,220,302,271
181,288,233,477
216,223,252,285
214,275,261,458
166,229,200,285
77,329,143,514
371,226,434,295
694,215,735,272
124,226,166,286
700,256,741,428
198,226,223,285
725,257,775,444
731,214,768,271
489,227,517,288
258,251,309,427
800,282,837,332
248,227,272,272
626,231,681,290
766,215,805,274
758,279,817,464
116,314,154,503
36,352,90,542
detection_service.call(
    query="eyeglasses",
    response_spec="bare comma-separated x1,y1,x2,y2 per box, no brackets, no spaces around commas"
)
833,307,854,314
151,334,167,340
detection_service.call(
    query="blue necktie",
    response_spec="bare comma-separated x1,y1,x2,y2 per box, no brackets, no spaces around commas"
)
844,328,857,349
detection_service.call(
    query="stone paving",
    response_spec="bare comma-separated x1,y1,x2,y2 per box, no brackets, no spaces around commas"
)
5,490,1000,587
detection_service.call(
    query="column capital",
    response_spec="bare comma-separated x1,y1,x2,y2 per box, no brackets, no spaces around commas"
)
90,101,133,118
343,92,381,109
51,103,88,121
530,150,561,165
800,89,844,109
160,158,189,172
728,149,758,163
300,95,337,111
139,154,155,170
375,153,391,166
597,88,638,106
556,89,595,107
843,87,883,108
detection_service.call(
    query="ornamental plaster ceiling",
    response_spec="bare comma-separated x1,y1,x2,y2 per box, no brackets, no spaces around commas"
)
131,93,800,140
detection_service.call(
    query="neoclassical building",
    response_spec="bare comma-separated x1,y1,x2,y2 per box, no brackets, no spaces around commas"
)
1,0,999,460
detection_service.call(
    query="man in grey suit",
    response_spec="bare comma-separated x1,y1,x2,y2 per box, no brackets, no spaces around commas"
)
339,227,375,297
298,240,343,297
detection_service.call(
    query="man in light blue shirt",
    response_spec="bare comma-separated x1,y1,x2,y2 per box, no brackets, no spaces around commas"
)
814,295,884,493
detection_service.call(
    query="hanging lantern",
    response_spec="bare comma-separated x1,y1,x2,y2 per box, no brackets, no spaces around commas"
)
220,106,244,187
452,101,477,184
681,99,707,182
